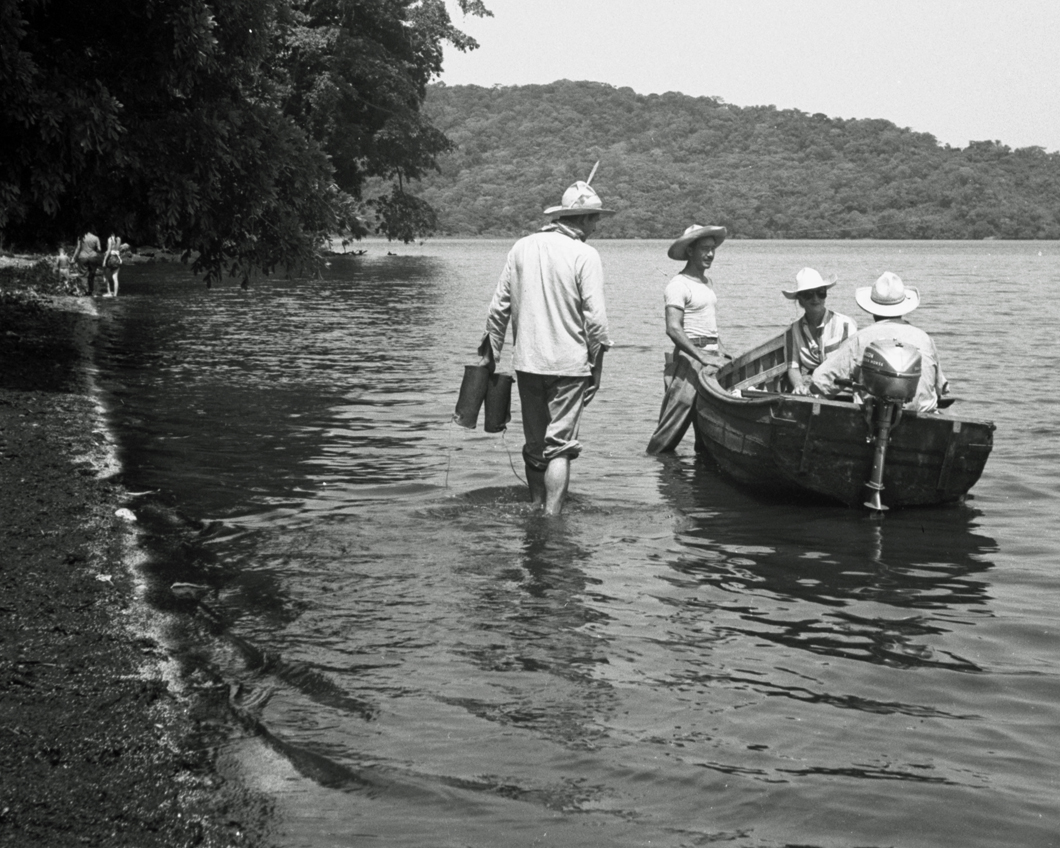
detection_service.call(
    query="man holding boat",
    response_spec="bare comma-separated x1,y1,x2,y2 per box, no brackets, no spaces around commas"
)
807,272,948,412
478,177,614,515
646,223,729,454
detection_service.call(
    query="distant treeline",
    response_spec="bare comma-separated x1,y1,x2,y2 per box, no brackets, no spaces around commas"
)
414,81,1060,240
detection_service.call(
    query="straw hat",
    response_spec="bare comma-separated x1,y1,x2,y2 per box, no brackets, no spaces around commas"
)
782,267,838,300
667,224,727,260
543,181,615,218
855,272,920,317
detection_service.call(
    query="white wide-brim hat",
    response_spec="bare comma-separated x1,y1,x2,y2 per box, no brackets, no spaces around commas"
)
855,272,920,317
667,224,727,260
543,181,615,218
782,267,838,300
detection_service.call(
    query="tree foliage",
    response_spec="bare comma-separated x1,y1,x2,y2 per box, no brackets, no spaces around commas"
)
418,81,1060,240
0,0,489,282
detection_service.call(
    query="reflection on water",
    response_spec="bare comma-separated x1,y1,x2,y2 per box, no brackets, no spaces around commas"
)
449,516,617,749
94,242,1060,848
656,458,996,673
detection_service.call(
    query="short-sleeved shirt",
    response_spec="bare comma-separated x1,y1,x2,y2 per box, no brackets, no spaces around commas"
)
664,273,717,339
785,310,859,373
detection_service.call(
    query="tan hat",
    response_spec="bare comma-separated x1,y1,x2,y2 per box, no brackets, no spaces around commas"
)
855,272,920,317
667,224,727,260
782,267,838,300
543,181,615,218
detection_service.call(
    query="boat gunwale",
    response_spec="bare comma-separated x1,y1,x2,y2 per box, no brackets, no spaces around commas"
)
696,357,997,432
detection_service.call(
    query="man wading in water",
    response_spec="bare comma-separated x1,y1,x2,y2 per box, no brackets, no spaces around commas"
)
646,224,728,454
478,176,614,515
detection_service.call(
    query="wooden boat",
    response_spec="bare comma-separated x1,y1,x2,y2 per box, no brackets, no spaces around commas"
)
693,333,995,509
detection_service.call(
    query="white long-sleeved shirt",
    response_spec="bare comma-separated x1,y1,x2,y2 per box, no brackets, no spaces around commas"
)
484,228,612,376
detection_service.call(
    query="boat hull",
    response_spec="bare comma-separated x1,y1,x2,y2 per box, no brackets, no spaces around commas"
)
693,349,995,509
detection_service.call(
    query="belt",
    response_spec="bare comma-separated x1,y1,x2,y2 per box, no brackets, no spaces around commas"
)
687,336,719,349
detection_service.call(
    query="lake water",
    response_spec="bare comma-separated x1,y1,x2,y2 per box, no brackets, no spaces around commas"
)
95,240,1060,847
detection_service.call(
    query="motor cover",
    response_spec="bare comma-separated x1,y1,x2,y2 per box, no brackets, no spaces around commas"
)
858,339,921,401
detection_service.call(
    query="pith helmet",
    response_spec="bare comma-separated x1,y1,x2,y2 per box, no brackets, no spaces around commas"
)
543,181,615,218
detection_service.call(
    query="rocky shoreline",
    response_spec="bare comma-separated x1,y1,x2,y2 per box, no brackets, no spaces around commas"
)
1,273,273,846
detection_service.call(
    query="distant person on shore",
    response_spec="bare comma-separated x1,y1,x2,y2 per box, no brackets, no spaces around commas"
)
478,177,614,515
54,248,76,284
72,232,128,296
101,235,128,297
783,267,858,393
72,232,103,295
646,223,728,455
807,272,949,412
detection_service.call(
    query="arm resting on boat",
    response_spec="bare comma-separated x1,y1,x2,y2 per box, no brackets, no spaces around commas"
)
788,366,808,393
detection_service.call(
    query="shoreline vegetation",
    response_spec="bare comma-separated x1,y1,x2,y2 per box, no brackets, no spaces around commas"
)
417,81,1060,241
0,263,274,846
3,1,493,286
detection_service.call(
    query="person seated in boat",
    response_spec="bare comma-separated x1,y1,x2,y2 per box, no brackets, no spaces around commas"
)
783,267,858,393
806,272,949,413
646,224,729,455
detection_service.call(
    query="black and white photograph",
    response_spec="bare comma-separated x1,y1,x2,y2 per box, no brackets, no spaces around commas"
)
3,2,1058,846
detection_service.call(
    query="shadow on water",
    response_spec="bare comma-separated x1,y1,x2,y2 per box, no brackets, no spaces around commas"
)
654,455,999,673
132,484,623,810
127,496,378,726
222,505,625,812
96,258,457,512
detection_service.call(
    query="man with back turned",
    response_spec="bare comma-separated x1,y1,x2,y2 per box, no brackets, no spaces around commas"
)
478,178,614,515
807,272,948,412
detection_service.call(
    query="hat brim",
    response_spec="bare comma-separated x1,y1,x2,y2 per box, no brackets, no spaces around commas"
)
782,275,838,300
668,226,727,260
543,206,616,218
855,285,920,316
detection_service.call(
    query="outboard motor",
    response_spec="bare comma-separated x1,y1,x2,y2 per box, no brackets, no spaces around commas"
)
857,340,921,511
859,340,921,404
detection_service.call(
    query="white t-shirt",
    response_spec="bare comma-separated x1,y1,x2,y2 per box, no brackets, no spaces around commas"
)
664,273,717,339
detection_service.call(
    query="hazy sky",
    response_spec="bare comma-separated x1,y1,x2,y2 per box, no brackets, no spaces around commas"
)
441,0,1060,152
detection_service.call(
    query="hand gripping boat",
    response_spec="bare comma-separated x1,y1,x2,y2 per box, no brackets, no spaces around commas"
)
692,333,995,510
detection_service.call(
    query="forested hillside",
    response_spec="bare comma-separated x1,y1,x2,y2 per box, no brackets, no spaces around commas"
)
416,81,1060,239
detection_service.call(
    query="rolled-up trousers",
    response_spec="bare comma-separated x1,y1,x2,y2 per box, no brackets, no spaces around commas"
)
646,347,724,454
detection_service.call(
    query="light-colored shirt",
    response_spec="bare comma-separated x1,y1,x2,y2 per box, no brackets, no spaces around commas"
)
811,318,949,412
664,273,717,339
484,228,612,376
785,310,859,373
